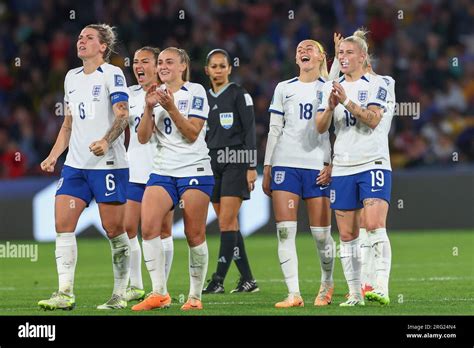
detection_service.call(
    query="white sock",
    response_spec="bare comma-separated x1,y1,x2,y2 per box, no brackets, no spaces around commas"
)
368,228,391,295
359,228,374,287
310,226,335,285
340,238,362,299
128,236,143,289
161,236,174,281
109,233,131,297
55,232,77,295
142,236,167,295
277,221,299,295
188,241,208,300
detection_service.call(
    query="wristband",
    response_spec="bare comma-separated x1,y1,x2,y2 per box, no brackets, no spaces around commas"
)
343,98,350,107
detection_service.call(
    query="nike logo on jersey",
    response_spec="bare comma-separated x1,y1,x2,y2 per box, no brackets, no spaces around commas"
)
69,90,75,94
320,186,329,190
105,192,115,197
130,105,136,109
285,94,295,99
371,188,382,192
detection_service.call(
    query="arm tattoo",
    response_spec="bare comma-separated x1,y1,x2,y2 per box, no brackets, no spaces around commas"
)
103,117,128,144
346,101,378,126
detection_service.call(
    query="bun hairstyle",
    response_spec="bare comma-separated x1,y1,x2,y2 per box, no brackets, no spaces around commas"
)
343,28,371,68
85,24,117,62
162,47,191,81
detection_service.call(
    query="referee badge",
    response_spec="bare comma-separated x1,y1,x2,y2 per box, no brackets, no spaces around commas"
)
219,112,234,129
274,171,285,184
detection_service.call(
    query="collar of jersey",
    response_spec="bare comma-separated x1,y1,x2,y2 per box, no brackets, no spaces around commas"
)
208,82,234,98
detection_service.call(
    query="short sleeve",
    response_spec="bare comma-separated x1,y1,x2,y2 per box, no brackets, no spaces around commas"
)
268,83,284,115
317,82,332,112
188,84,209,120
367,76,388,111
63,72,70,104
105,66,129,105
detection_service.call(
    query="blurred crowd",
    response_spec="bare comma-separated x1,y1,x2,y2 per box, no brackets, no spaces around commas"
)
0,0,473,177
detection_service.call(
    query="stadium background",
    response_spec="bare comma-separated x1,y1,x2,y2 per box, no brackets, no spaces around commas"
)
0,0,472,239
0,0,472,319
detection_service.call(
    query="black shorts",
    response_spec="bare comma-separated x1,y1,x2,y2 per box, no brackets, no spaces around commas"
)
210,148,250,203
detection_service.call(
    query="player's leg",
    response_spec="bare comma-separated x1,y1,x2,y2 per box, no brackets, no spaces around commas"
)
160,210,174,280
306,196,335,306
359,208,375,294
330,174,365,306
273,190,303,307
96,202,130,309
38,194,87,310
123,186,145,302
38,166,91,311
180,186,212,310
360,170,392,305
132,180,175,311
271,167,303,308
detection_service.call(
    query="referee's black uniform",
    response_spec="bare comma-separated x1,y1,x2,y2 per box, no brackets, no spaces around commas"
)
206,82,256,203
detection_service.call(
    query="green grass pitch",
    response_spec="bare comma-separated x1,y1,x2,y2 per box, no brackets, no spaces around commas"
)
0,230,472,316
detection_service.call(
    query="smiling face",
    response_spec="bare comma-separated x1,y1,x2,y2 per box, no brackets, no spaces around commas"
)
295,40,324,72
338,40,366,75
205,53,231,85
157,50,186,84
76,27,106,61
133,49,158,87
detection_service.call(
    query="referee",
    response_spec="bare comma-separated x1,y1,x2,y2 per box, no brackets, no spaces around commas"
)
202,49,259,294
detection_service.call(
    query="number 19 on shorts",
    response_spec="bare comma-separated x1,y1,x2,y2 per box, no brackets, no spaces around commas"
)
370,170,384,187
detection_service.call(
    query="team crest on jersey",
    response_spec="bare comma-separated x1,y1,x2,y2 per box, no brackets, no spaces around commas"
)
330,189,336,203
192,96,204,111
219,112,234,129
92,85,101,98
358,90,368,103
317,91,323,106
114,74,124,87
274,171,285,184
178,100,188,112
376,87,387,101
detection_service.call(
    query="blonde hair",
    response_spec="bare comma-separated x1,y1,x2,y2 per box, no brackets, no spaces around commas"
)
85,24,117,62
304,40,329,79
342,28,371,68
161,47,191,81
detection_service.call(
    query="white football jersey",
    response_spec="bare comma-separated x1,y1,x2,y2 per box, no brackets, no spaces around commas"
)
268,77,331,170
64,63,129,170
127,85,157,184
319,73,393,176
151,81,212,177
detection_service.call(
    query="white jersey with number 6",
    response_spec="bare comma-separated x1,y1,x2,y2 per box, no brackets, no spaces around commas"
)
64,63,129,170
319,73,393,176
127,85,157,184
268,77,331,170
151,81,212,177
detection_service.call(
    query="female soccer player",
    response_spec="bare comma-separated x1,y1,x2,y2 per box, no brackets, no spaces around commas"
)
124,46,174,302
38,24,131,310
202,48,258,294
316,29,393,306
133,47,213,311
262,35,342,308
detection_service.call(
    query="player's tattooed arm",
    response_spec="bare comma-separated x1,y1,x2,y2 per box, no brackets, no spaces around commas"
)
344,101,382,129
331,82,382,129
89,101,129,156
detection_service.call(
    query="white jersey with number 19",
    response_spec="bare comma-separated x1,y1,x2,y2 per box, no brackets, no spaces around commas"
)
64,63,129,170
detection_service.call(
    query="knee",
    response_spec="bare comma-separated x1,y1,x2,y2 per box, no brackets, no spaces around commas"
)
186,233,205,247
140,221,159,240
218,218,238,231
55,220,75,233
102,221,124,239
124,222,138,238
365,220,385,232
